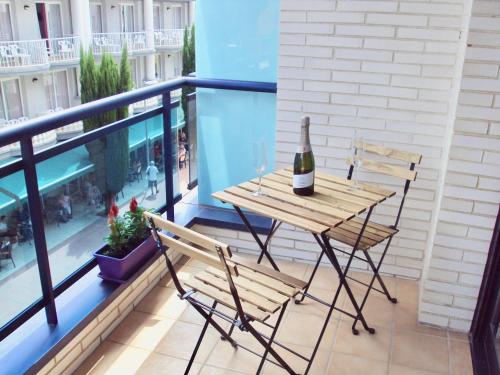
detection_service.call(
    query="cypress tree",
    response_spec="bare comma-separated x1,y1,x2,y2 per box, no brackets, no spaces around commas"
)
106,47,132,200
181,24,195,120
80,49,133,212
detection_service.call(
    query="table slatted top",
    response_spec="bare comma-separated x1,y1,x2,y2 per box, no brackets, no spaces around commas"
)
212,168,396,235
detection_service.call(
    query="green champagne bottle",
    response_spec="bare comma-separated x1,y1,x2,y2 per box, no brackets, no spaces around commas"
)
293,116,315,196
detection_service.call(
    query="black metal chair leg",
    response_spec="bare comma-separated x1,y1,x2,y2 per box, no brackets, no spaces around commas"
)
367,240,398,303
246,321,299,375
221,311,239,341
295,249,324,304
188,300,238,348
185,300,218,374
256,301,288,374
319,219,376,335
351,244,397,333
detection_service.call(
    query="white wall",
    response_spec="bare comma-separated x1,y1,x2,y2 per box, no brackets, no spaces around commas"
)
421,0,500,331
274,0,499,331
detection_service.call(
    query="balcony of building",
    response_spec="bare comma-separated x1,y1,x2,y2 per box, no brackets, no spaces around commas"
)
0,1,499,375
92,32,154,56
0,37,81,75
154,29,185,51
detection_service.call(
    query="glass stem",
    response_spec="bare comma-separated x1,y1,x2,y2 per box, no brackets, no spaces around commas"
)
258,174,263,194
354,165,359,187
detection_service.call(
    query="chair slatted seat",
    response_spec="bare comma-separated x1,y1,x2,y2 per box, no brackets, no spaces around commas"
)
144,211,309,374
328,220,399,251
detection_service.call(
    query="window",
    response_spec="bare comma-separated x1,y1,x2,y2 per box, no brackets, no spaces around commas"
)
36,2,63,39
90,3,103,34
155,55,162,80
0,79,23,120
173,53,182,77
0,3,13,41
153,5,161,30
165,5,182,29
43,71,69,110
120,4,135,33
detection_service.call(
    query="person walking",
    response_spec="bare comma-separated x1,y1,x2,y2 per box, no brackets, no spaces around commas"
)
146,161,159,196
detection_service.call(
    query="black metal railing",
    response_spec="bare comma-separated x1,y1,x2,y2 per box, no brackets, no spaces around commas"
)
0,77,276,341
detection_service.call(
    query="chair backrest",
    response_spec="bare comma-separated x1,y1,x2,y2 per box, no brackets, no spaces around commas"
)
347,141,422,227
347,142,422,182
144,211,237,276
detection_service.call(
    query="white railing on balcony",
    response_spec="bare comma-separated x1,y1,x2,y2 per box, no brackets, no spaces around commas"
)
0,39,49,71
0,117,57,156
154,29,184,49
92,32,151,55
48,36,81,64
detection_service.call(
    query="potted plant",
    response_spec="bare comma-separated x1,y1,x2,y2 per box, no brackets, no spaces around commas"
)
94,197,157,283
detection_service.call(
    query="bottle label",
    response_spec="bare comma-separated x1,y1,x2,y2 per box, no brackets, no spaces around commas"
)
293,171,314,188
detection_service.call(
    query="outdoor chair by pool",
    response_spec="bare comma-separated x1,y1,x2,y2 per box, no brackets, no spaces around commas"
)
0,240,15,268
145,212,312,375
299,142,422,335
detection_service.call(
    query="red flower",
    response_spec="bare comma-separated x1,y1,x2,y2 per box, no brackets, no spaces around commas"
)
129,197,138,212
109,202,119,218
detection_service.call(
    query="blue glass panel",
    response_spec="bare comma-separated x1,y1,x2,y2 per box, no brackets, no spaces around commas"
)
196,0,279,206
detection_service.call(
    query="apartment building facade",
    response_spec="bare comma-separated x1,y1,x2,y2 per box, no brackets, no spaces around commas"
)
0,0,194,154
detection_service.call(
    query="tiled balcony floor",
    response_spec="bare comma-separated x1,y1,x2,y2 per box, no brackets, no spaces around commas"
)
75,255,473,375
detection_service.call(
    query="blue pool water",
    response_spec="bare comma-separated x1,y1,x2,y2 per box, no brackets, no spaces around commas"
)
195,0,280,207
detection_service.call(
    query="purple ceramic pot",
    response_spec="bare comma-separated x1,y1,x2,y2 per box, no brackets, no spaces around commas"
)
94,236,157,283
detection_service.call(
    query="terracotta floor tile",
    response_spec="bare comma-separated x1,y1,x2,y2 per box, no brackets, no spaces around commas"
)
205,331,264,374
261,343,330,375
199,365,249,374
449,339,473,375
74,340,151,375
327,352,388,375
389,364,444,374
135,286,190,320
276,310,338,349
391,331,449,373
449,330,469,342
154,320,219,363
394,302,447,337
107,311,176,351
333,321,391,362
341,289,395,329
304,264,341,291
349,270,397,297
290,286,346,320
75,254,473,375
396,278,419,305
136,352,202,374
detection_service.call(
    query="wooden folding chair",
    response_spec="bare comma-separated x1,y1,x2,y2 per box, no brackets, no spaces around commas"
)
145,212,310,375
298,142,422,335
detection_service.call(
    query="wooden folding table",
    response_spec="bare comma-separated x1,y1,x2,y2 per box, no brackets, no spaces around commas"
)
212,167,396,374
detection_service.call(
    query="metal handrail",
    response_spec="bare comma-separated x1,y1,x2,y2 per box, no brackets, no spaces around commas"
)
0,76,277,342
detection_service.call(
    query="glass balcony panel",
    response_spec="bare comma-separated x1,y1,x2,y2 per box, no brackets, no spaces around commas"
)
0,162,43,329
41,113,178,285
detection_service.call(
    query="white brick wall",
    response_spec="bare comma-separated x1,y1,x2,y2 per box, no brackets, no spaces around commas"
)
422,0,500,332
276,0,468,282
274,0,500,331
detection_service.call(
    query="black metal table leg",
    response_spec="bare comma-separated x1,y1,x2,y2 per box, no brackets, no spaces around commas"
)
233,205,281,271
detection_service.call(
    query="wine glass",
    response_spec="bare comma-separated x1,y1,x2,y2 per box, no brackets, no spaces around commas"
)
351,132,364,189
252,141,267,197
